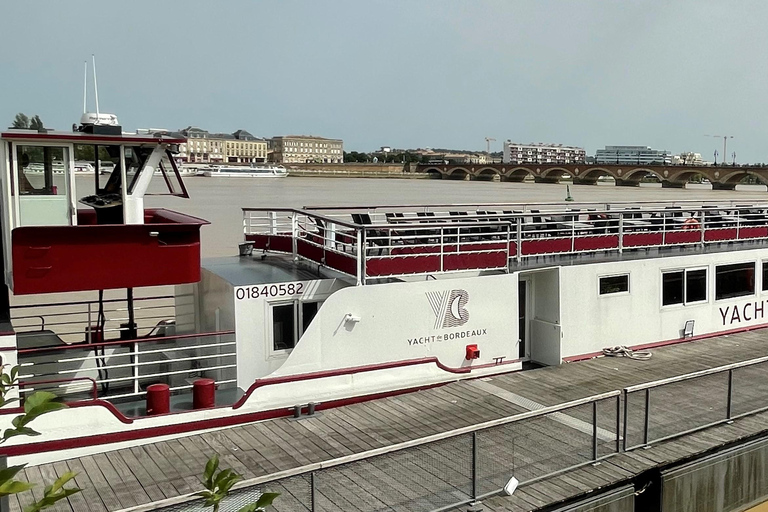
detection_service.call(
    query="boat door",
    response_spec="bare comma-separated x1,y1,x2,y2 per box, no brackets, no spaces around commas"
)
11,142,76,227
518,278,530,360
522,268,562,366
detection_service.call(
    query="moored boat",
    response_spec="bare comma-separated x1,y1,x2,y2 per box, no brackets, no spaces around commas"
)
202,164,288,178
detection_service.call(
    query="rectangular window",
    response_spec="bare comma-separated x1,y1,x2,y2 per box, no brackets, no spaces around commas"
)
663,268,708,305
662,271,684,305
762,261,768,291
716,263,755,300
271,300,321,352
599,275,629,295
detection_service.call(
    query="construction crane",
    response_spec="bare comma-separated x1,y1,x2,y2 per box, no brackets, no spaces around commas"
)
485,137,496,155
705,135,734,165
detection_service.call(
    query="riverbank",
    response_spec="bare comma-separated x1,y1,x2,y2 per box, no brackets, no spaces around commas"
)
283,162,432,178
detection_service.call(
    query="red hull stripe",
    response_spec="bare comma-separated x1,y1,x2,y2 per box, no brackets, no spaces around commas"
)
562,322,768,362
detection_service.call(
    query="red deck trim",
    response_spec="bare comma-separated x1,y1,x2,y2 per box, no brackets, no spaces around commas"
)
562,322,768,362
232,356,470,409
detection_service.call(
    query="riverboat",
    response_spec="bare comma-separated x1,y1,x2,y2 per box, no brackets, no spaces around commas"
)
202,164,288,178
4,119,768,466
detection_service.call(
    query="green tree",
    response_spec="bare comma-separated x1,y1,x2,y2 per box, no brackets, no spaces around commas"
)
0,366,81,511
196,455,278,512
11,114,29,129
28,116,44,131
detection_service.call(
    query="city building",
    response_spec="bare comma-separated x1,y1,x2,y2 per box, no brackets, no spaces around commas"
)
269,135,343,163
177,127,267,164
594,145,672,165
503,142,586,165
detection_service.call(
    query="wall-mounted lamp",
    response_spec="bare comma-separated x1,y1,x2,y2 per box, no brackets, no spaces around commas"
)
344,313,361,325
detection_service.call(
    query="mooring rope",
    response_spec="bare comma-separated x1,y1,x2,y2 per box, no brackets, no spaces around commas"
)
602,345,653,360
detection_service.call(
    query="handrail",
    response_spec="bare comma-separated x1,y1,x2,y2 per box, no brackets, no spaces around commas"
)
232,356,472,409
123,389,621,512
18,377,98,401
16,329,236,355
624,353,768,392
10,294,176,310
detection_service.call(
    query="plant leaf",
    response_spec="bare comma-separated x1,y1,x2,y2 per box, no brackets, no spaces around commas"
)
0,479,35,497
23,391,58,413
203,455,219,489
254,492,280,509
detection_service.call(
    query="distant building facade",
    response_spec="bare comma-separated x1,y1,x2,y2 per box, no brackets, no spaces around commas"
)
595,145,672,165
177,127,267,164
269,136,343,163
672,152,705,166
503,142,586,165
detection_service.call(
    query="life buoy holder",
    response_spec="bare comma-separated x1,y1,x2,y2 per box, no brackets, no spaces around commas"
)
682,217,700,230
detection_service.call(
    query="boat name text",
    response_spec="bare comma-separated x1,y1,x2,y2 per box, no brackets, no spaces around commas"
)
719,300,766,326
236,283,304,300
408,329,487,346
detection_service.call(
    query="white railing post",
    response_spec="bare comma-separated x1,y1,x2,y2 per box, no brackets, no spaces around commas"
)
516,218,522,263
356,229,363,286
440,228,445,273
133,341,140,395
291,212,298,261
618,214,624,254
269,211,277,235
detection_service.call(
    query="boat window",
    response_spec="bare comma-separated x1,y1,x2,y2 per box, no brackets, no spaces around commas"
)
715,263,755,300
686,269,707,303
599,275,629,295
15,145,69,196
663,268,708,306
272,304,296,351
271,300,321,352
74,144,121,194
762,261,768,291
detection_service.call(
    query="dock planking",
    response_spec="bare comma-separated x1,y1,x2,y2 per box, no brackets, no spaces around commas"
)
12,327,768,512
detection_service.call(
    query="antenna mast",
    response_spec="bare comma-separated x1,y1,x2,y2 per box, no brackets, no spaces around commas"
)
83,61,88,113
92,54,100,117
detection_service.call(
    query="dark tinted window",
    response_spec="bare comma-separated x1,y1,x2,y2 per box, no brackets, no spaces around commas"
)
272,304,295,350
302,302,319,333
662,271,684,305
599,275,629,295
716,263,755,300
763,261,768,291
686,269,707,303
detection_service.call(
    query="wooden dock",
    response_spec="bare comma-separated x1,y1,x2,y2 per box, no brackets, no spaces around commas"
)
11,327,768,512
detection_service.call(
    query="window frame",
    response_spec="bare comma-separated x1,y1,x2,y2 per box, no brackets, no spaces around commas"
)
715,262,756,302
598,273,630,296
661,266,709,307
267,298,322,357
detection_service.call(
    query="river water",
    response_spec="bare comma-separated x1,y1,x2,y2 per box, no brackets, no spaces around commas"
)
137,176,768,258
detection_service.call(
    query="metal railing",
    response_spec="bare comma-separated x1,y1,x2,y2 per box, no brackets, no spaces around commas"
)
151,391,621,512
623,354,768,451
17,330,237,402
243,203,768,282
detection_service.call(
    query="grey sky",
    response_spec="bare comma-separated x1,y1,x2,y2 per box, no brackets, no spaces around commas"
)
2,1,766,161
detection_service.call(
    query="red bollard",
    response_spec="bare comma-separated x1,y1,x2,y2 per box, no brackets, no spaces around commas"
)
146,383,170,415
193,378,216,409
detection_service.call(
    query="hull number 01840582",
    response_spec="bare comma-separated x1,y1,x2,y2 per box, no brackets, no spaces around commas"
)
236,282,305,300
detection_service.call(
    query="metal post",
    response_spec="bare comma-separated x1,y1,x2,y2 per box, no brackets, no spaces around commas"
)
355,229,363,286
618,214,624,254
615,394,621,453
310,471,316,512
133,342,140,395
726,369,734,419
643,388,651,446
516,217,522,262
472,431,478,500
440,228,445,273
592,400,598,460
622,390,629,452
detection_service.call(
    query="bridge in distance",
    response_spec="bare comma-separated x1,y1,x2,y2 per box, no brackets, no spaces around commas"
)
416,162,768,189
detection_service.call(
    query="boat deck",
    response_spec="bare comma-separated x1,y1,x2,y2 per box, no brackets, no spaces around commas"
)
12,327,768,512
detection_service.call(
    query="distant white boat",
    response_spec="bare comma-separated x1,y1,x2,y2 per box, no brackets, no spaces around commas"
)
203,164,288,178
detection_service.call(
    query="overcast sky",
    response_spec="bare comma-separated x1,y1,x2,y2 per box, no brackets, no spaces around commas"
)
2,1,766,161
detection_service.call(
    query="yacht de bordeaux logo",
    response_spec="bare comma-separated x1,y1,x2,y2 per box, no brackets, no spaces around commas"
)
426,289,470,329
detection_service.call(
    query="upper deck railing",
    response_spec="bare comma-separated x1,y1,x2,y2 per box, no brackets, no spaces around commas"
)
243,200,768,283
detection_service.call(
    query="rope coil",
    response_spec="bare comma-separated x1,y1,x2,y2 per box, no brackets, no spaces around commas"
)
602,346,652,360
